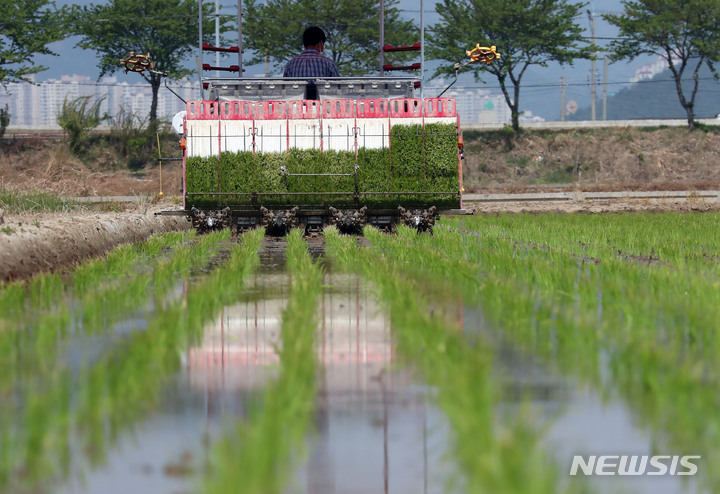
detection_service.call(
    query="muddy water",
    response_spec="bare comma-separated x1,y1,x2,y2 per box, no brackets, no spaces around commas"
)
289,271,457,494
2,238,457,494
463,307,706,494
56,269,290,494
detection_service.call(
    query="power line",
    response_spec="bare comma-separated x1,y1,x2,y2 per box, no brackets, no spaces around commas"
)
447,76,720,91
4,74,718,91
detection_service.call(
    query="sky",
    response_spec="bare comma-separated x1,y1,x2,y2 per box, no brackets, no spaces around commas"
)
30,0,652,120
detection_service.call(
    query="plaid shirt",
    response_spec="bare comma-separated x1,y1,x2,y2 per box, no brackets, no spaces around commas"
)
283,48,339,78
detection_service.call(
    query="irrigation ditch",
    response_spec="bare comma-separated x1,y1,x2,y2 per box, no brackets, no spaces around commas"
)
1,212,718,493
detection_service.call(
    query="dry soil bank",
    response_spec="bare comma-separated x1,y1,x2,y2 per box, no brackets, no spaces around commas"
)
0,205,188,282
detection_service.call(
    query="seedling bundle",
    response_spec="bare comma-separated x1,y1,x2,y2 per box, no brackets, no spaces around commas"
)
185,123,459,209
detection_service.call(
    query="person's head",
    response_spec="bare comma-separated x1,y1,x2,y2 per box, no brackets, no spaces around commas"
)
303,26,327,51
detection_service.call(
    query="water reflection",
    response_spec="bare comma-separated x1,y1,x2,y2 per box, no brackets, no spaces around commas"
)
56,269,291,494
187,272,288,392
463,307,705,494
49,258,457,494
291,272,457,494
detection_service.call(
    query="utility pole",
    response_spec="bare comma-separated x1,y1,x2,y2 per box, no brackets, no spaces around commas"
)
587,9,596,121
215,0,220,78
379,0,384,76
603,56,608,120
420,0,424,104
238,0,243,77
199,0,203,98
561,73,566,121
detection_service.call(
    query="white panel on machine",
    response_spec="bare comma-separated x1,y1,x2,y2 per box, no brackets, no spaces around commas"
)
324,120,355,152
186,101,220,158
288,100,321,150
186,120,219,158
322,99,355,153
255,101,288,154
356,99,389,150
220,121,254,153
219,100,255,154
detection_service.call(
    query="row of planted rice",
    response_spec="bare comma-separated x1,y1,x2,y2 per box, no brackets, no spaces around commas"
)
5,211,719,494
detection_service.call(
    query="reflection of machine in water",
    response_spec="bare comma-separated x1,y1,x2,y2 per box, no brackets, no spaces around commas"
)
186,272,394,392
185,271,456,494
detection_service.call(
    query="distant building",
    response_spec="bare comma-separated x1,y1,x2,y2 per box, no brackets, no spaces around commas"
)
3,75,195,128
4,74,537,128
425,79,515,124
630,55,681,84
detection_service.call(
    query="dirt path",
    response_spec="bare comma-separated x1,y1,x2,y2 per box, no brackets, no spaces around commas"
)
467,199,720,215
0,204,189,282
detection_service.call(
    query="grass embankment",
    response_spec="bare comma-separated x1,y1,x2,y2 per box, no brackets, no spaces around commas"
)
462,126,720,190
186,123,459,209
205,228,323,494
0,228,264,491
324,226,583,494
326,213,720,492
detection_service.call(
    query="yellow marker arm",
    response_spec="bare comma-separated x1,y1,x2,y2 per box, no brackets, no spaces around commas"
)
465,44,501,65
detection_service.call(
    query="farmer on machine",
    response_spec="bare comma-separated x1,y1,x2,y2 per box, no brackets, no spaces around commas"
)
284,26,339,79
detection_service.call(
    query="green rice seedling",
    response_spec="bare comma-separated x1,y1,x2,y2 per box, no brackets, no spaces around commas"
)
0,274,64,330
204,228,322,494
186,155,220,206
391,124,424,178
366,214,720,491
71,230,193,295
0,231,224,405
357,147,392,207
254,152,288,207
424,123,459,178
0,283,25,330
0,228,265,492
324,226,586,494
286,149,324,204
217,151,254,195
77,230,230,337
0,231,191,335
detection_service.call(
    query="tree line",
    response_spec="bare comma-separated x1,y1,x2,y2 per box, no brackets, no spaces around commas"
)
2,0,719,131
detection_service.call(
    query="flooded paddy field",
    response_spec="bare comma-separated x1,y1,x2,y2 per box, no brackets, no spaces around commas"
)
1,211,719,493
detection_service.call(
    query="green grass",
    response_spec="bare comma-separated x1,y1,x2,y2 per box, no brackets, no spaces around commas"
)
204,228,322,494
0,189,83,214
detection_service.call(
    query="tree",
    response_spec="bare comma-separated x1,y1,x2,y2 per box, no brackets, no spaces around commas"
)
57,95,111,154
428,0,593,132
74,0,222,127
0,0,68,85
604,0,720,129
243,0,418,76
